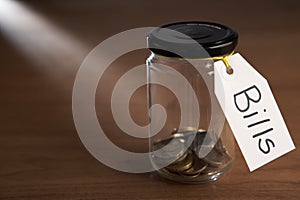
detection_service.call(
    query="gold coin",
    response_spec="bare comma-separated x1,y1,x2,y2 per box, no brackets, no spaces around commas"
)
166,151,193,172
181,152,208,176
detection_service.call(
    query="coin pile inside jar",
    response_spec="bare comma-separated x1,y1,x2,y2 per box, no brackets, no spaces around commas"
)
152,128,231,178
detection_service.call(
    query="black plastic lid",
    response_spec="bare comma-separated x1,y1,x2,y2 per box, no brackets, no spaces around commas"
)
147,21,238,58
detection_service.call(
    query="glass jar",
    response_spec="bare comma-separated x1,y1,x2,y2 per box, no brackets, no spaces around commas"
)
146,22,238,183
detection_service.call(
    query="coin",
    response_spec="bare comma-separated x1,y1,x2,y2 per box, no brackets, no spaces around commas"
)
201,146,230,167
166,150,193,173
190,130,207,150
153,131,196,158
180,152,208,176
171,128,199,150
172,126,197,134
153,134,187,162
153,128,231,180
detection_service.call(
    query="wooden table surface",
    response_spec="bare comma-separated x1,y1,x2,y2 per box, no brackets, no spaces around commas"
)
0,0,299,199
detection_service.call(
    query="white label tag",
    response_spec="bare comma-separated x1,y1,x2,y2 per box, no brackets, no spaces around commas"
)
214,53,295,172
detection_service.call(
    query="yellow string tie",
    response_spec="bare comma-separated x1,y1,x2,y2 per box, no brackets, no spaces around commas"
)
202,51,234,74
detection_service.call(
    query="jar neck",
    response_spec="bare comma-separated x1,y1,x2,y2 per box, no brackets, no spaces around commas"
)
148,51,215,66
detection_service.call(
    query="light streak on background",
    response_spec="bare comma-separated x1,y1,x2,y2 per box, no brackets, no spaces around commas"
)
0,0,89,75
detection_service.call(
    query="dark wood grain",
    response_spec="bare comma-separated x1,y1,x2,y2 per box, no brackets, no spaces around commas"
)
0,0,299,199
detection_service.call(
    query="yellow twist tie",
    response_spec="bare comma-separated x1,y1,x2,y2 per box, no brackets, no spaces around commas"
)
202,51,234,74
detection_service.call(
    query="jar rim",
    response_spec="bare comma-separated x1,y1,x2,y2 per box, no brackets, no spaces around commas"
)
147,21,238,59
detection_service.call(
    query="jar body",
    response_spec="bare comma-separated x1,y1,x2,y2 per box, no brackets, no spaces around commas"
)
147,53,235,183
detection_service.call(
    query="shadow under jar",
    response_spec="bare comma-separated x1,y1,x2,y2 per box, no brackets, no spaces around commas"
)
146,21,238,183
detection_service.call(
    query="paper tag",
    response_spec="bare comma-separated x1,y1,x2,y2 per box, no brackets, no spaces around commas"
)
214,53,295,172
